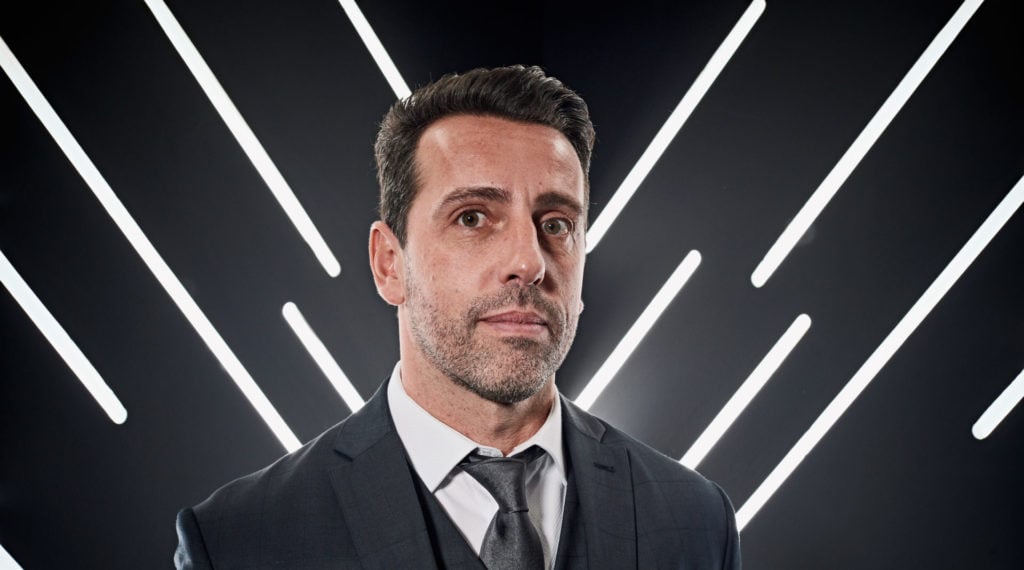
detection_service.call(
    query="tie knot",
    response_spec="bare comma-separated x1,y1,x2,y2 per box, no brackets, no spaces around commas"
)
461,446,545,512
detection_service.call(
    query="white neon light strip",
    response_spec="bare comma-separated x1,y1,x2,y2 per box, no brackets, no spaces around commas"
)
337,0,411,99
575,250,702,410
681,314,811,469
585,0,765,254
0,544,24,570
282,302,365,413
0,249,127,424
750,0,985,287
736,173,1024,531
143,0,341,278
0,34,301,452
972,367,1024,440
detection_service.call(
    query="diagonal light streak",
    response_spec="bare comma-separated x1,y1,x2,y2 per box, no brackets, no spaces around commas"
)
750,0,985,287
681,313,811,469
737,172,1024,531
143,0,341,278
585,0,765,254
0,34,301,452
0,544,24,570
972,367,1024,440
1,249,127,424
282,302,365,413
337,0,411,99
575,250,702,410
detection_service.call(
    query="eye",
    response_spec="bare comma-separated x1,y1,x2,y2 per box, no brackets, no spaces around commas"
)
540,218,572,236
457,210,486,227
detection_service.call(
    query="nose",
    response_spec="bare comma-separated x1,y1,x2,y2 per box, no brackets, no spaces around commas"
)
500,218,546,287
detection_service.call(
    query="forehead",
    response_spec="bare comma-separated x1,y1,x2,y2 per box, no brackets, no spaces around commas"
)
412,114,585,209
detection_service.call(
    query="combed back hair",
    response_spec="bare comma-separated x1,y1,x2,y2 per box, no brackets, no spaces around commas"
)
373,65,596,246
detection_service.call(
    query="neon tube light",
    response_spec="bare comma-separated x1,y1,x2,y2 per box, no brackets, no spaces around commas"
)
681,313,811,469
750,0,985,287
586,0,766,254
143,0,341,278
0,249,127,424
575,250,701,410
282,302,365,413
0,34,301,452
0,544,24,570
337,0,411,99
972,367,1024,440
737,172,1024,530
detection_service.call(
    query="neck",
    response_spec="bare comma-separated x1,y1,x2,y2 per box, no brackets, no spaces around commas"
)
399,351,556,456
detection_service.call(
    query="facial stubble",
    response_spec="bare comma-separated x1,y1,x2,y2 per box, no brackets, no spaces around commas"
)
404,265,579,405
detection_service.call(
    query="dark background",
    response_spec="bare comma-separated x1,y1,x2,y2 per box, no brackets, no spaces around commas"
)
2,0,1022,567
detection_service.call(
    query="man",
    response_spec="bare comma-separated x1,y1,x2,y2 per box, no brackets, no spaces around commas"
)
175,65,740,569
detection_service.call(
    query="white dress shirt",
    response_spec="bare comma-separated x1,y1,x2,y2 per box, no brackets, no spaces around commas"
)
387,362,567,568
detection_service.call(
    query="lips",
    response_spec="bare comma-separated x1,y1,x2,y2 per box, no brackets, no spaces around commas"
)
480,310,547,325
478,310,549,336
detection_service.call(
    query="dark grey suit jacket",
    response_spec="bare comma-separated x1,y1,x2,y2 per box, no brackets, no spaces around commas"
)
175,381,740,569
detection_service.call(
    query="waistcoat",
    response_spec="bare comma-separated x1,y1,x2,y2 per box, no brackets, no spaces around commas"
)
409,454,587,569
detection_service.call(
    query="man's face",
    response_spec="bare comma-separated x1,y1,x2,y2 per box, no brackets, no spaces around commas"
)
398,114,586,404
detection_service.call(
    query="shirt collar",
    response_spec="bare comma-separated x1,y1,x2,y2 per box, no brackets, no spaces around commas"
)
387,361,566,492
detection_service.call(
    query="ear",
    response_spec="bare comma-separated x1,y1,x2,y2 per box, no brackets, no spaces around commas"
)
368,221,405,306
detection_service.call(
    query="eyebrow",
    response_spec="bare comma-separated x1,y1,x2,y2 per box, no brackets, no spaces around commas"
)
535,191,584,219
435,186,511,215
434,186,584,219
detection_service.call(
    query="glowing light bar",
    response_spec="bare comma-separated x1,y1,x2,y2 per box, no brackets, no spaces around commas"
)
972,368,1024,440
337,0,411,99
143,0,341,278
585,0,765,254
0,34,301,452
736,173,1024,531
0,543,24,570
681,313,811,469
575,250,701,410
0,249,127,424
282,302,364,413
750,0,985,287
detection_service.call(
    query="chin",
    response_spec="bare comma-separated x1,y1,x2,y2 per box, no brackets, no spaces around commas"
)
452,363,553,405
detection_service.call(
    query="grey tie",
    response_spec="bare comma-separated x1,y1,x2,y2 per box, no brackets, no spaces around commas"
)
461,446,546,570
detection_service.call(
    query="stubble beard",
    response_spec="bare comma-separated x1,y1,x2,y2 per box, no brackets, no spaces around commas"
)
405,272,578,405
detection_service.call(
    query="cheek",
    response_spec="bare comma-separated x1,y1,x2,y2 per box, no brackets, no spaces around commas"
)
568,294,584,320
435,249,494,291
559,256,585,296
414,250,477,305
413,246,455,284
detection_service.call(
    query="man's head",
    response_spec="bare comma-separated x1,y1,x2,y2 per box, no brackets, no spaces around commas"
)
369,66,594,406
374,65,595,246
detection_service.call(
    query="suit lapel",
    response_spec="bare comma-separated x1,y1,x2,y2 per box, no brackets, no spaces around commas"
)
325,382,638,569
561,396,637,570
328,382,438,570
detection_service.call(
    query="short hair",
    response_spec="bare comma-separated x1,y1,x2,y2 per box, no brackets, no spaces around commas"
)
374,65,596,246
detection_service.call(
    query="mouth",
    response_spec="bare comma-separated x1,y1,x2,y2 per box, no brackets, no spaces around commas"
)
478,310,549,336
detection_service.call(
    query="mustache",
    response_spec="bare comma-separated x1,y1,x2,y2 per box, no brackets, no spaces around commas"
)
467,286,561,328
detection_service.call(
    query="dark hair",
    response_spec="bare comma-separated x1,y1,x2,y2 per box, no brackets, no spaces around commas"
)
374,65,595,245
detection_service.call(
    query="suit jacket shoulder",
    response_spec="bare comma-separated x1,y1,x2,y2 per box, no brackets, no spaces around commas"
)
176,384,740,569
561,396,741,569
175,381,437,569
595,407,735,524
176,417,363,568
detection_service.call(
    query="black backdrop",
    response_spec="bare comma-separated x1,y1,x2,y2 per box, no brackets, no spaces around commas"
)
1,0,1022,568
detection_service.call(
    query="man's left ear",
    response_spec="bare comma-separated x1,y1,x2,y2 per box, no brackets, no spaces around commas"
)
368,221,405,306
